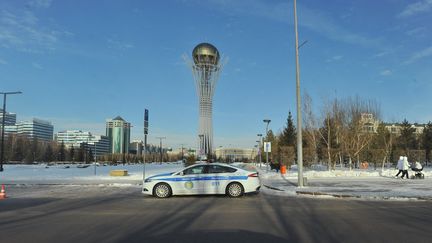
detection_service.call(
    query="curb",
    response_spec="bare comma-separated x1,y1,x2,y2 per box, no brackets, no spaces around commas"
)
263,185,285,191
296,190,432,201
296,191,360,199
263,185,431,201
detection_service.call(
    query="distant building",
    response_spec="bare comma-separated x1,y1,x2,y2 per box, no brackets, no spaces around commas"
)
16,118,53,141
2,125,17,135
55,130,110,157
360,113,379,133
106,116,131,154
0,109,17,126
129,140,143,155
215,147,256,161
384,123,425,136
167,147,192,158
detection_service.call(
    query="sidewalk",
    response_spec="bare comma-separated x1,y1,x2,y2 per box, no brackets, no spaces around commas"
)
260,170,432,201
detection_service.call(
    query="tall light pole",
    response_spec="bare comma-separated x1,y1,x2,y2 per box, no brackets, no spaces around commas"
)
143,109,149,188
1,91,22,172
180,144,185,162
156,137,166,163
263,119,271,170
294,0,304,187
257,133,263,167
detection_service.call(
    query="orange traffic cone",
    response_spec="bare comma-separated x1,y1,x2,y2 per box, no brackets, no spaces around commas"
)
0,184,6,199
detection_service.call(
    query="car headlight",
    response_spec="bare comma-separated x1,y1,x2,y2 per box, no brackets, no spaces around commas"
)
144,178,152,183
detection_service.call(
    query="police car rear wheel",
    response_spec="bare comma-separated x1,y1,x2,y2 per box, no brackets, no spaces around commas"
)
154,183,171,198
227,182,244,197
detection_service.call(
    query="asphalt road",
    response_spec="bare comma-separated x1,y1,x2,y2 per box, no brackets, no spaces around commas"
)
0,186,431,243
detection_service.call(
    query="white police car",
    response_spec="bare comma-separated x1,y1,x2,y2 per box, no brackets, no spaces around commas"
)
142,163,261,198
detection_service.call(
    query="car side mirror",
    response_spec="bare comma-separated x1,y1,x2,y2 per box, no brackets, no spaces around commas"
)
179,172,184,176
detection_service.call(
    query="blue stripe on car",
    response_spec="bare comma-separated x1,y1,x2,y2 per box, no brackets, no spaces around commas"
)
152,176,248,182
146,172,174,180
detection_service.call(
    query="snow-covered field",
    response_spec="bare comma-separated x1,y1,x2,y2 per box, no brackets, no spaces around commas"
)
1,162,431,200
0,162,184,185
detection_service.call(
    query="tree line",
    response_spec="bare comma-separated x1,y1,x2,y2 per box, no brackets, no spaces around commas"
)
0,133,179,164
262,94,432,170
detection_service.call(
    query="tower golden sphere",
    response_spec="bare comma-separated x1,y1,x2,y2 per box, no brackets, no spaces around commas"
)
192,43,220,65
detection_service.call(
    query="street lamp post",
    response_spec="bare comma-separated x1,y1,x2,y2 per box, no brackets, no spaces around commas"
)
256,141,261,166
263,119,271,170
257,133,263,168
0,91,22,172
180,144,184,163
93,139,97,175
294,0,304,187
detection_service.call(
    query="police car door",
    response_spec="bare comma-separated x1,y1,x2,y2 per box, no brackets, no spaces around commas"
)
179,164,206,195
205,165,226,194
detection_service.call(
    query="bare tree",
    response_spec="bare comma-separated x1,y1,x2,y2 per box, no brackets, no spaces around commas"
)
302,92,319,164
317,97,343,170
339,96,380,170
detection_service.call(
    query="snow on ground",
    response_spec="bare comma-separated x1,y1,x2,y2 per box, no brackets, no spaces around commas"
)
1,162,431,200
258,165,432,200
0,162,184,185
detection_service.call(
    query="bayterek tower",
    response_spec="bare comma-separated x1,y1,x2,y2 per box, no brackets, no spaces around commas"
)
186,43,225,159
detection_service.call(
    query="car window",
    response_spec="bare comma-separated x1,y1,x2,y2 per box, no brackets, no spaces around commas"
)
207,165,237,174
183,165,205,175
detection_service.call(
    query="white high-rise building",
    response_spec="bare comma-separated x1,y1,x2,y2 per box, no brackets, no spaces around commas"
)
17,118,53,141
0,109,17,126
55,130,110,157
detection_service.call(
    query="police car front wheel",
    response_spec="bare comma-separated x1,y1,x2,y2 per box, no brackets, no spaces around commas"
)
226,182,244,197
153,183,172,198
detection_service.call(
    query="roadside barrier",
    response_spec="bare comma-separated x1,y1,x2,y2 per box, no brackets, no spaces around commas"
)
280,165,287,174
0,184,6,199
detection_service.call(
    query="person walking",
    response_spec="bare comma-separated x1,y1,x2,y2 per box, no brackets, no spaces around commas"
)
395,156,404,178
401,156,410,179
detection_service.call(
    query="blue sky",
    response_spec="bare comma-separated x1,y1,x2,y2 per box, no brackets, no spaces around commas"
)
1,0,431,149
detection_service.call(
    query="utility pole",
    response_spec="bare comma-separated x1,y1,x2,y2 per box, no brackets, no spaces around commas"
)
257,133,262,168
294,0,304,187
180,144,184,162
1,91,22,172
156,136,166,164
263,119,271,170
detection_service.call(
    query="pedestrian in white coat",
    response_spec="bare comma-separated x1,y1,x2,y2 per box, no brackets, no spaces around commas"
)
395,156,404,178
401,156,410,179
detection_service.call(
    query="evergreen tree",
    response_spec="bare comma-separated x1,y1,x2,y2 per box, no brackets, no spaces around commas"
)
14,136,25,162
397,119,417,152
70,145,75,162
280,111,296,147
422,122,432,165
31,136,39,162
265,129,276,145
59,141,66,162
78,144,85,162
88,148,93,163
44,144,53,162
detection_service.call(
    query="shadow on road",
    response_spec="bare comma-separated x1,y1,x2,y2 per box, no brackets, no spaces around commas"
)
120,229,287,243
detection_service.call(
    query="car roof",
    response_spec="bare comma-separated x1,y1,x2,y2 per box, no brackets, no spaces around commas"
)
184,162,239,169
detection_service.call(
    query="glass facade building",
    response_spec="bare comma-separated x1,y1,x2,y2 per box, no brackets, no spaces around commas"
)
0,109,17,126
17,118,53,141
55,130,110,157
106,116,131,154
